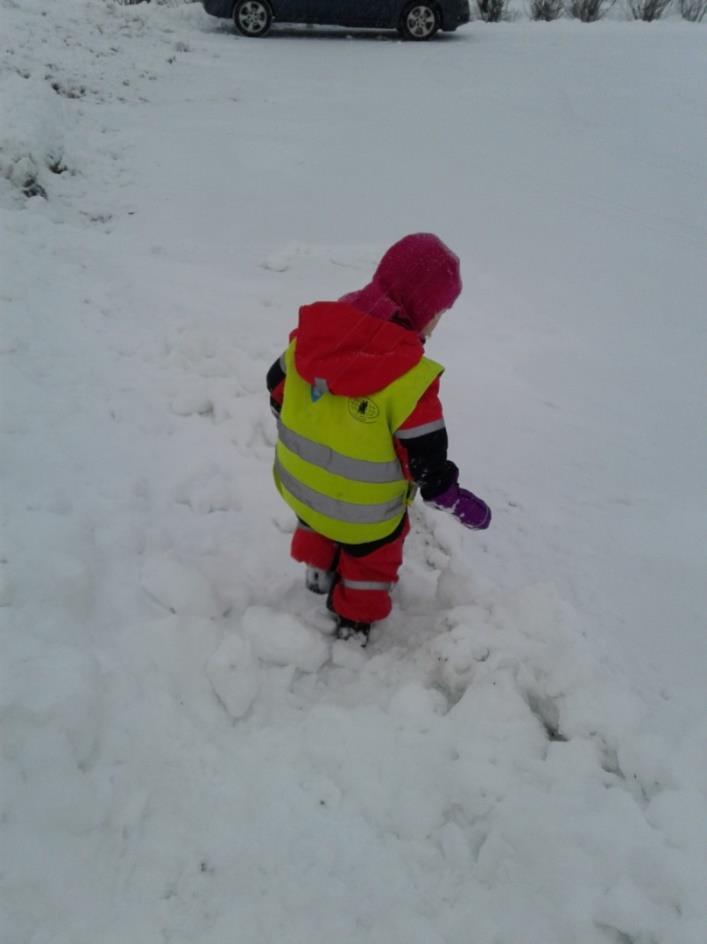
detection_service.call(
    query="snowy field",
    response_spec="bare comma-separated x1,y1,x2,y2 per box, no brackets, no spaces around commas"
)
2,2,706,942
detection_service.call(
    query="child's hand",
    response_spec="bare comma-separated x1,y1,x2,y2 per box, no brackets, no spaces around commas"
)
428,481,491,531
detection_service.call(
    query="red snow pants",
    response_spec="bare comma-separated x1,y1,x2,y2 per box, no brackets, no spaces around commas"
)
291,517,410,624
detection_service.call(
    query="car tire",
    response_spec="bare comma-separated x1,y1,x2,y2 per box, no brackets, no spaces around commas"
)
233,0,272,36
398,3,439,39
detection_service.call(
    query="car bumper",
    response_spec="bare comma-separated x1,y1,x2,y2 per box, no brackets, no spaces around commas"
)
443,0,471,28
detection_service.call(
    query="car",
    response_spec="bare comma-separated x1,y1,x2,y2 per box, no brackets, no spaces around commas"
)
201,0,471,40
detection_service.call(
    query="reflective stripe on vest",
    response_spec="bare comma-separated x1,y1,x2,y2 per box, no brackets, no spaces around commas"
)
275,458,406,525
278,420,402,484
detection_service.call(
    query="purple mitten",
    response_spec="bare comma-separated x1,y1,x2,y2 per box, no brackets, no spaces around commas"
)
428,482,491,530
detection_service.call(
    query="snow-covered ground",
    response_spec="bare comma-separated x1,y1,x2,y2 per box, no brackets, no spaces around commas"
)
2,2,706,942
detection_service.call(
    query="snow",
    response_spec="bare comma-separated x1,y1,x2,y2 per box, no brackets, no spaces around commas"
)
1,2,706,942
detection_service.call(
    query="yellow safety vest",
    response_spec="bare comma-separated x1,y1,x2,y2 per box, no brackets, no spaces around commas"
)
274,339,443,544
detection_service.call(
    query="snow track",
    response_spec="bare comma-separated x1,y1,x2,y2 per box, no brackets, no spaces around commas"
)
2,2,706,942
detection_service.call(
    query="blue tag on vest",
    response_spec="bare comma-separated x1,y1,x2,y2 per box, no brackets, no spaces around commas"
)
311,378,329,402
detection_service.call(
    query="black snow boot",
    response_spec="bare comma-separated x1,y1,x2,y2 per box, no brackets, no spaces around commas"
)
334,616,371,647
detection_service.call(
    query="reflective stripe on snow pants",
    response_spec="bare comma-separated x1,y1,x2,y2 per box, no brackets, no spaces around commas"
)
340,578,393,592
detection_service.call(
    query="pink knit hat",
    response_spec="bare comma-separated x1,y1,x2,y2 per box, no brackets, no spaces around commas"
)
341,233,462,333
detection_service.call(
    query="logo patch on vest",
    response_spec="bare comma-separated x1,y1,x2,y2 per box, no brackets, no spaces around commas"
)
348,397,380,424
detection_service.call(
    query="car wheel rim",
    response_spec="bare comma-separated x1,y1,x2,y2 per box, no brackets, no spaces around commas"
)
238,1,267,33
406,5,436,36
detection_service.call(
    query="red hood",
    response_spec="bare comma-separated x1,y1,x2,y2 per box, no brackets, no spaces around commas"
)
293,301,424,397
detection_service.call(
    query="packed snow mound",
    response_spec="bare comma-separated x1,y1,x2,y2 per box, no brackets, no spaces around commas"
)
6,568,706,944
2,1,706,943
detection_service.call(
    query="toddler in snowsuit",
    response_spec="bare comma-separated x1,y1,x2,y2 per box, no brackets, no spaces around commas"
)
267,233,491,645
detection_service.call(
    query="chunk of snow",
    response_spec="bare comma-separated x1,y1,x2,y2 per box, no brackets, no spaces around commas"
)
242,605,329,672
206,633,259,720
141,555,227,618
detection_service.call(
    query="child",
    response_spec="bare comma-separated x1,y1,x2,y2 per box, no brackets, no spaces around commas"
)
267,233,491,645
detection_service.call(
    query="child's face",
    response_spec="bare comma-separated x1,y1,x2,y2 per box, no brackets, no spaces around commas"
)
421,310,446,340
